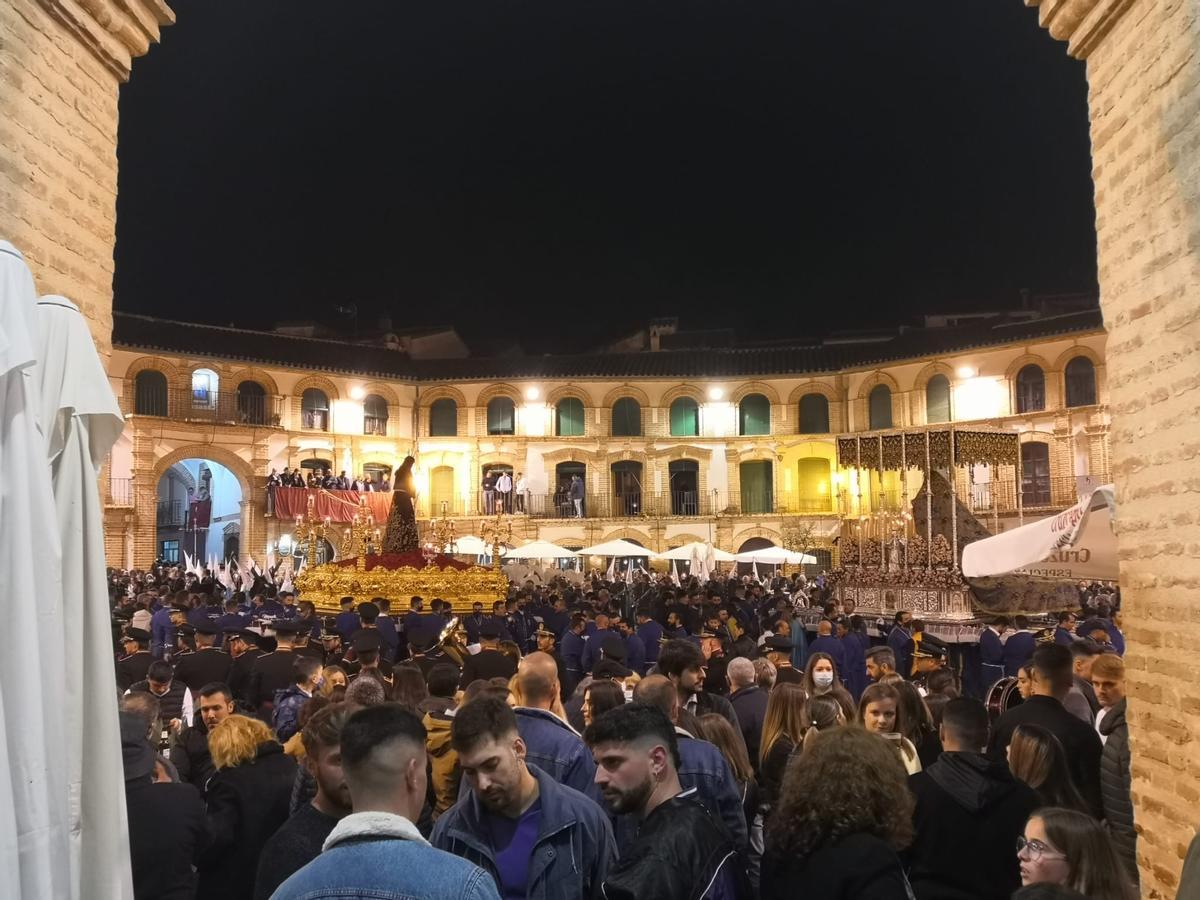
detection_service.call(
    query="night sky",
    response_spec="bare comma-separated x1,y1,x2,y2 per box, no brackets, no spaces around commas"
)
115,1,1096,354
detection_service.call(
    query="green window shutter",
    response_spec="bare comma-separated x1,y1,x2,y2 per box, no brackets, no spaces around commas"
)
430,399,458,436
868,386,893,429
739,394,770,435
556,398,584,436
670,398,699,436
798,394,829,434
612,398,641,436
740,460,773,513
487,398,515,435
925,375,951,424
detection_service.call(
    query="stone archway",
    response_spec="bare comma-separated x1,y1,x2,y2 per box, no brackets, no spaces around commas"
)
7,1,1199,890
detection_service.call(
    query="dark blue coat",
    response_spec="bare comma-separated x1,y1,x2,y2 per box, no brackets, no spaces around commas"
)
887,625,912,680
636,620,663,669
334,610,359,641
1002,631,1037,677
513,707,599,800
561,631,586,677
840,634,867,701
623,632,647,675
809,634,847,682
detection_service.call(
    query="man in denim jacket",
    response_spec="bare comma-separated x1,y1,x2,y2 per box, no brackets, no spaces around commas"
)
432,696,616,900
511,653,599,800
273,704,500,900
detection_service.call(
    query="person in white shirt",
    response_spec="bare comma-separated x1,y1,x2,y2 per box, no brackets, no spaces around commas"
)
513,472,527,514
495,471,513,514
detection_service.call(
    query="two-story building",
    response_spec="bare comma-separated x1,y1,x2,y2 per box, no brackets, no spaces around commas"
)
102,307,1109,573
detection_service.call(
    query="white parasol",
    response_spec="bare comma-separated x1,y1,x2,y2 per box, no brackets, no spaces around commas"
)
658,541,737,561
734,545,818,565
578,538,658,558
503,540,580,560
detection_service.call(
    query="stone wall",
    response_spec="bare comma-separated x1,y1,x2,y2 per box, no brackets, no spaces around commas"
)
1036,0,1200,894
0,0,173,359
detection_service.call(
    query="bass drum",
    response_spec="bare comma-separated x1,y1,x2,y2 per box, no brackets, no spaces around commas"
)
986,676,1024,722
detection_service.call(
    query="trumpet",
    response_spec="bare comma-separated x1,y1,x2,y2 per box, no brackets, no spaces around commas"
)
436,616,470,667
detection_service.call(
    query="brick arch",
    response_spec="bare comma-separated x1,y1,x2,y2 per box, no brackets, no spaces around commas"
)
478,450,519,468
603,448,650,467
730,446,779,463
476,383,522,407
599,526,654,548
124,355,183,390
152,444,255,496
420,385,468,407
1004,353,1053,382
660,383,706,406
1052,344,1103,372
730,381,782,405
360,381,400,406
541,447,600,465
293,374,341,402
912,362,956,394
787,381,838,405
230,366,280,396
649,444,714,462
733,525,783,546
856,370,901,399
663,532,707,548
545,384,594,406
601,383,651,408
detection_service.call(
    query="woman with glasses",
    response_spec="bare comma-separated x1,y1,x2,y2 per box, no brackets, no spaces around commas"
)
1017,808,1135,899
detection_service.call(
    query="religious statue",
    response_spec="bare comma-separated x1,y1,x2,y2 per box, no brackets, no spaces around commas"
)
382,455,420,552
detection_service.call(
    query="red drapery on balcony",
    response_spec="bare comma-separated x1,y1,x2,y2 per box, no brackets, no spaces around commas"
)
274,487,393,524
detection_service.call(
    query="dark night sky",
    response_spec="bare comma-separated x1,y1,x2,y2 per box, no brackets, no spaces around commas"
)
115,1,1097,354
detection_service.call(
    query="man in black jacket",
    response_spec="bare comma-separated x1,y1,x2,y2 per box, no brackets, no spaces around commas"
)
170,682,235,794
657,638,741,734
1092,653,1137,886
988,643,1103,817
907,698,1038,900
458,619,518,688
584,703,743,900
726,656,768,772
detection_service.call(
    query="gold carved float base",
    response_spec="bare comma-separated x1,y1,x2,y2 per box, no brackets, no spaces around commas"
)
296,556,509,615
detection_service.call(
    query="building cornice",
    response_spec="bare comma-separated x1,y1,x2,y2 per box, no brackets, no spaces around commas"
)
37,0,175,81
1028,0,1137,60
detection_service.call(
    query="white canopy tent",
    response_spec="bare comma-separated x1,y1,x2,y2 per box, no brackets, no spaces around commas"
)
503,540,580,560
578,539,658,558
962,484,1117,581
734,545,819,565
443,535,490,555
658,542,737,562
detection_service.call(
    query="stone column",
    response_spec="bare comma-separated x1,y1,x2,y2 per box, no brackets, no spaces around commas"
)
0,0,174,360
1034,1,1200,894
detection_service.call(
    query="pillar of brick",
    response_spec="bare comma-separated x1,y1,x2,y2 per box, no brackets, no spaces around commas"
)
0,0,173,360
1033,0,1200,894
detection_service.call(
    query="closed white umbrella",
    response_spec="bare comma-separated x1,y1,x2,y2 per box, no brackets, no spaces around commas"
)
578,538,657,558
658,541,736,561
504,540,580,560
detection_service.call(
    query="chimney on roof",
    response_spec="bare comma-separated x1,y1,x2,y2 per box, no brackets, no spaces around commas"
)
648,317,678,352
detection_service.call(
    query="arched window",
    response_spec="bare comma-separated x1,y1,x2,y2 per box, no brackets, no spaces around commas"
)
301,388,329,430
364,394,389,435
1064,357,1097,407
191,368,218,409
798,393,830,434
668,459,700,514
669,397,700,437
236,380,267,425
1016,365,1046,414
556,398,585,437
1021,442,1052,507
429,398,458,436
611,397,641,437
740,460,774,513
487,397,515,435
739,393,771,436
134,370,168,416
868,385,893,430
925,374,951,424
610,461,643,516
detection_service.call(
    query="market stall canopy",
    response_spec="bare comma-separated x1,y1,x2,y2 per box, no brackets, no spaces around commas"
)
658,542,737,562
504,540,580,559
734,545,819,565
578,539,658,558
961,484,1117,581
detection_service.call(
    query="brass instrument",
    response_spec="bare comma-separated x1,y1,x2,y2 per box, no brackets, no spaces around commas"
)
434,616,470,667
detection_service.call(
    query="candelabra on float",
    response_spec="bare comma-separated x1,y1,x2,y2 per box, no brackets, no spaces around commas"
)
479,510,513,571
341,495,381,570
294,494,331,567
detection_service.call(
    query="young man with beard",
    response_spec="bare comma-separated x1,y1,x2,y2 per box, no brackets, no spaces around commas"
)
431,695,614,899
657,638,741,732
254,704,354,900
585,703,743,900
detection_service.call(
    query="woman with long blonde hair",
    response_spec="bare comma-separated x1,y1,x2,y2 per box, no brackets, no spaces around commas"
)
198,715,297,900
759,682,808,811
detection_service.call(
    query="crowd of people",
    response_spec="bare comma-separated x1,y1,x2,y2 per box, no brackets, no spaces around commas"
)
107,562,1143,900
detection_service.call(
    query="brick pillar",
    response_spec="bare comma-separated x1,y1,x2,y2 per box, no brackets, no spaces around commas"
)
0,0,173,359
1033,0,1200,894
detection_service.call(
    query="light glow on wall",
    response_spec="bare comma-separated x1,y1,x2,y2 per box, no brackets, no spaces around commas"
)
348,385,366,401
954,376,1005,421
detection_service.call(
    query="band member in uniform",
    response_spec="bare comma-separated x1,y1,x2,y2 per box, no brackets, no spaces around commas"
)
224,628,263,705
911,633,951,695
979,617,1008,693
458,619,518,689
249,618,306,715
764,635,804,685
173,622,232,694
117,626,155,692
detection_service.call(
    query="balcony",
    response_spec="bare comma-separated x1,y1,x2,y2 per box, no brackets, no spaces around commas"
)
132,389,284,427
109,477,133,506
415,489,842,520
157,499,185,527
968,474,1107,515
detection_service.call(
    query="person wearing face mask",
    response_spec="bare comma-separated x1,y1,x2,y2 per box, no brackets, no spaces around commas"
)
273,656,325,743
857,683,921,774
802,652,856,721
